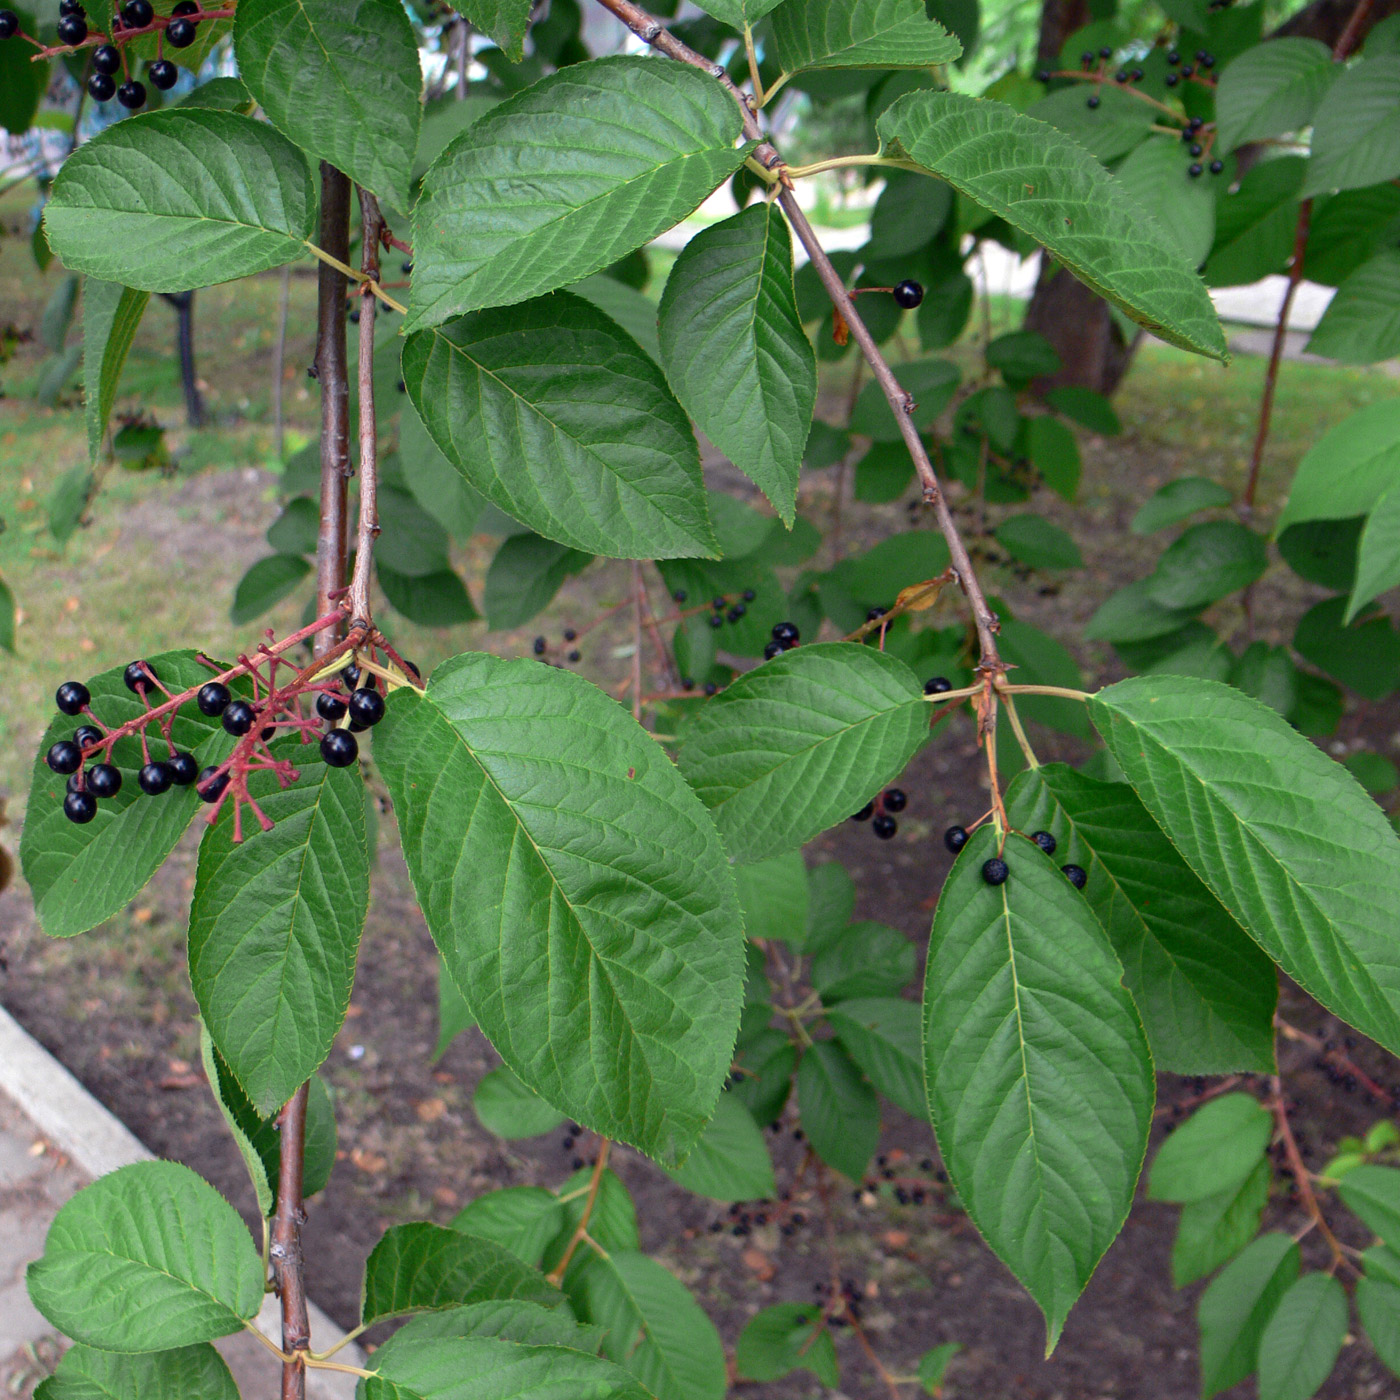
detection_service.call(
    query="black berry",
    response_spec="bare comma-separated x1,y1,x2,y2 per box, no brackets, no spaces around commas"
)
1031,830,1057,855
56,680,91,715
165,14,196,45
138,761,173,796
1189,142,1203,157
924,676,952,695
120,0,153,25
944,825,968,854
1131,67,1144,80
197,681,231,716
1195,49,1208,61
116,80,146,108
1189,116,1204,130
1098,45,1112,57
851,802,874,822
1188,163,1203,178
1209,159,1224,174
91,42,120,72
1087,94,1101,109
1167,48,1180,63
763,640,783,660
67,772,84,794
171,1,199,13
1036,68,1050,81
73,724,103,749
1115,69,1127,83
196,766,228,803
681,677,695,690
168,751,198,785
703,682,718,696
320,729,359,767
865,606,888,623
1081,50,1094,65
222,700,256,736
982,857,1009,886
342,662,361,687
533,637,546,655
563,628,577,642
742,589,756,602
1180,64,1194,77
672,589,687,603
1165,72,1179,86
1201,53,1215,68
149,58,177,89
56,12,86,42
64,790,97,825
59,0,84,13
88,71,116,100
0,11,19,39
772,620,800,646
567,650,581,662
47,741,83,775
708,612,725,629
893,279,924,309
883,788,907,813
726,605,745,622
711,596,726,610
124,660,155,693
348,687,385,728
87,763,122,798
316,691,347,722
1062,863,1088,889
872,813,898,840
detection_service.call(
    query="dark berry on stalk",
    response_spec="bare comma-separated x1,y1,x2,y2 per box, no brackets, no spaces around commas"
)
982,857,1009,886
884,788,907,813
91,42,120,72
772,620,800,646
320,729,359,767
1087,94,1101,109
1209,159,1224,174
1189,142,1202,157
197,766,228,803
73,724,102,749
708,612,724,629
149,58,177,89
342,662,361,687
1063,863,1088,889
1031,829,1057,855
0,11,20,39
742,589,756,601
124,659,155,693
703,682,718,696
87,763,122,798
67,773,84,794
1165,72,1179,85
88,72,116,100
56,680,90,715
1167,48,1180,63
672,589,687,603
872,813,898,839
47,741,82,775
563,628,577,642
59,0,85,11
1189,116,1204,130
197,681,230,716
567,650,581,662
348,687,385,727
681,677,695,690
727,605,744,622
712,596,726,610
222,700,255,736
168,751,198,785
316,692,347,722
1188,163,1203,178
64,791,97,824
1180,64,1194,77
924,676,952,695
1099,45,1112,57
1036,68,1050,81
533,636,546,655
763,640,782,660
944,825,968,854
165,14,196,45
893,279,924,309
121,0,153,26
56,12,86,42
172,2,199,14
851,802,875,822
138,761,173,796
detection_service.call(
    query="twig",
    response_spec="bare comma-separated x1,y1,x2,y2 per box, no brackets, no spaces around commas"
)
1275,1016,1394,1105
272,1084,311,1400
271,266,291,461
1270,1075,1353,1275
547,1141,612,1284
1000,691,1039,769
348,188,384,624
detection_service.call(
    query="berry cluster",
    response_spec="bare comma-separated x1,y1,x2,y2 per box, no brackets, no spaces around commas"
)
531,627,582,665
851,787,906,841
762,619,800,661
941,823,1088,890
703,588,757,632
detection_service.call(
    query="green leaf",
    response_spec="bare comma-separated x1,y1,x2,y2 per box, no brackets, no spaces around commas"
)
1004,765,1277,1074
995,513,1082,569
571,274,663,366
1028,84,1156,163
408,57,750,329
546,1169,640,1269
1306,249,1400,364
1090,674,1400,1059
986,330,1061,384
696,0,786,27
664,1094,776,1201
729,1030,795,1125
0,575,15,654
20,652,239,939
1257,1273,1347,1400
810,921,916,1002
1172,1156,1271,1288
189,744,368,1115
474,1066,568,1140
1358,1276,1400,1378
37,1344,239,1400
1304,55,1400,197
1131,476,1232,534
483,534,592,631
383,1300,605,1355
1346,488,1400,623
918,1343,961,1393
658,204,813,525
850,358,960,440
233,0,422,208
1204,155,1304,288
868,171,952,258
179,77,254,112
376,483,453,577
575,1251,726,1400
44,110,315,293
770,0,961,71
399,388,487,540
402,294,715,561
1085,578,1200,643
1144,520,1267,609
456,0,533,61
677,642,928,864
82,281,150,465
1114,137,1216,268
923,825,1154,1350
1215,38,1337,151
451,1190,566,1268
376,653,744,1165
877,92,1226,360
435,957,476,1062
1366,1244,1400,1287
1279,400,1400,530
1305,182,1400,286
265,497,318,556
735,1304,839,1386
0,9,47,134
796,1040,879,1182
380,565,480,628
1339,1165,1400,1250
362,1222,562,1327
1198,1233,1300,1399
1148,1094,1273,1203
1296,596,1400,699
27,1161,263,1351
1026,414,1082,500
230,554,312,625
827,996,925,1117
1044,385,1120,436
735,852,809,947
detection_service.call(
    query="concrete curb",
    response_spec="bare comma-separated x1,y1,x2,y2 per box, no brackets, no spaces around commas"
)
0,1005,364,1398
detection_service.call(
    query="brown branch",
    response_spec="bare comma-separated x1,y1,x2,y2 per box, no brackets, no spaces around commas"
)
272,1083,311,1400
348,188,385,624
546,1141,612,1284
1270,1074,1353,1274
587,0,1002,673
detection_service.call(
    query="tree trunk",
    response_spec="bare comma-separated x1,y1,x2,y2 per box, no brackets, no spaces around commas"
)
159,290,204,428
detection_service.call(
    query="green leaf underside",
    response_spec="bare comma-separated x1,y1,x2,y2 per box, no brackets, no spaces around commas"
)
1339,1164,1400,1249
408,57,750,329
1257,1273,1347,1400
376,653,744,1165
1148,1093,1273,1202
474,1066,567,1139
83,281,150,464
451,1189,565,1267
770,0,961,71
1278,399,1400,529
676,642,928,864
1172,1157,1271,1287
1090,675,1400,1059
455,0,532,61
361,1223,562,1326
1304,56,1400,198
1004,766,1277,1074
387,1300,605,1354
657,204,814,525
797,1040,880,1182
697,0,785,27
189,745,368,1115
876,92,1228,361
43,110,315,293
21,652,240,939
27,1161,263,1352
39,1343,239,1400
402,294,714,561
827,997,926,1118
664,1094,776,1201
1215,38,1336,152
923,826,1153,1351
1199,1233,1300,1399
233,0,422,208
1307,249,1400,365
735,1303,839,1386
